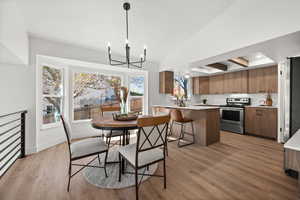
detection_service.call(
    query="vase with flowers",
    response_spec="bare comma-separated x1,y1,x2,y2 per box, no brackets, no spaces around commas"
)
115,86,129,114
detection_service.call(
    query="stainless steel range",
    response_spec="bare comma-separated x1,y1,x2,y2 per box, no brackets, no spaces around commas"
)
220,98,251,134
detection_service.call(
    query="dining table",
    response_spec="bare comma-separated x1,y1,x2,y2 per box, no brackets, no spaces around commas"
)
91,116,138,144
91,116,138,168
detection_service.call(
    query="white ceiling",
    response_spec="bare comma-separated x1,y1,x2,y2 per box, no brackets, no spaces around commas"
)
16,0,235,63
161,0,300,71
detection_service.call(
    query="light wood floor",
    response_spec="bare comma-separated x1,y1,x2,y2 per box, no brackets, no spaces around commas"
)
0,132,299,200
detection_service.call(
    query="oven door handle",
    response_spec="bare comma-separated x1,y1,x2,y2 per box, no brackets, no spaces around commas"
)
221,107,244,111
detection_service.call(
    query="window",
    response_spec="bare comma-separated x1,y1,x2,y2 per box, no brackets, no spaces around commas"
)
73,72,122,120
174,76,188,99
42,66,63,125
129,76,145,113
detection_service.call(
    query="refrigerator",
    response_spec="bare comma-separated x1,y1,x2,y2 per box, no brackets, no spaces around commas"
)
290,57,300,136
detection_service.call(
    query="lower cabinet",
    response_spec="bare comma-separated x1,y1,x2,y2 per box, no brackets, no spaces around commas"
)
245,107,277,139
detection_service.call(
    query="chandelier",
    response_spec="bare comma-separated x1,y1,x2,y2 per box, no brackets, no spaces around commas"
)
107,2,147,68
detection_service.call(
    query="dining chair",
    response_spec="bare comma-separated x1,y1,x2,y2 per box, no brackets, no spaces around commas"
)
152,107,172,156
118,115,170,200
60,115,109,192
100,104,124,146
170,109,195,147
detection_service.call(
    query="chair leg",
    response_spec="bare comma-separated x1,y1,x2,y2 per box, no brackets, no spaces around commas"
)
177,123,184,147
104,151,108,178
165,140,169,156
168,121,174,136
118,153,122,182
191,121,195,144
97,154,101,166
67,160,71,192
135,168,139,200
163,158,167,189
178,122,195,148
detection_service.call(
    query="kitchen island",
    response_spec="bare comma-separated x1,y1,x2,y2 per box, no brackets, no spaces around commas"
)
153,105,220,146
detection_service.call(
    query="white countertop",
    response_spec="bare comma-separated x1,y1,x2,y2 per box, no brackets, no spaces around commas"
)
284,129,300,151
245,105,278,109
153,105,219,110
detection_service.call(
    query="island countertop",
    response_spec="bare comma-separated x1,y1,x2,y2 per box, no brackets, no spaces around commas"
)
152,105,219,110
153,105,220,146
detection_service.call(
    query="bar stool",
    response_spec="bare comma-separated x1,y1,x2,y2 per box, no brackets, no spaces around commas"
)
170,109,195,147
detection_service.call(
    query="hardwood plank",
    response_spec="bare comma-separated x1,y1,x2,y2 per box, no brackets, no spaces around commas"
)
228,57,249,67
207,63,228,71
0,132,298,200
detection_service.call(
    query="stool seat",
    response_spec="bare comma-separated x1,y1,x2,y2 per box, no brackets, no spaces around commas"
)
169,109,195,147
173,118,193,123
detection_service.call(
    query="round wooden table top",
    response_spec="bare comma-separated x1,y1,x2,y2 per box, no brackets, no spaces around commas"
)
91,116,138,130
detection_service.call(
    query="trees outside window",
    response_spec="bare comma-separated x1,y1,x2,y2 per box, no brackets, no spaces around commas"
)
174,76,188,99
129,76,145,113
73,72,122,120
42,66,63,124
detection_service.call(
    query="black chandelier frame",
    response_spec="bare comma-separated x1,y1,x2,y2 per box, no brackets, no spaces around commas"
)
107,2,146,68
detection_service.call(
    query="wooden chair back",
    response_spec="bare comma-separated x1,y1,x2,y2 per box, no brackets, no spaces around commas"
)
136,115,170,152
100,104,120,116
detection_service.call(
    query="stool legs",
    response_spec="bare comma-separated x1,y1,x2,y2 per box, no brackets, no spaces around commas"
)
177,121,195,147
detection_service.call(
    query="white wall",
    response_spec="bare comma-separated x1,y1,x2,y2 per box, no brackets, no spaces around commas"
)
29,36,161,152
0,0,28,65
0,63,35,154
161,0,300,69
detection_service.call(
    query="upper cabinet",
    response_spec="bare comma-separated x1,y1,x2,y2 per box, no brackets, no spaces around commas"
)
223,70,248,94
209,74,224,94
248,66,277,93
191,65,277,95
159,71,174,94
192,77,209,95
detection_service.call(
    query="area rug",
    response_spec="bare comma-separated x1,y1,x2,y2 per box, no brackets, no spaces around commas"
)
83,149,158,189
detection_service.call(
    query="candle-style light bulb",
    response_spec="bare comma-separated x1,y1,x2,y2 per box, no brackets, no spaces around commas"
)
144,45,147,50
125,39,129,45
107,42,111,47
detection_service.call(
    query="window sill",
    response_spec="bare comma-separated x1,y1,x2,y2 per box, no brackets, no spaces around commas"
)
41,122,61,130
72,119,92,124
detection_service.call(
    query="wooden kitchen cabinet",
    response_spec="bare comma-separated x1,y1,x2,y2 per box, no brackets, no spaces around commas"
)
193,76,209,95
159,71,174,94
248,66,277,93
199,77,210,94
223,73,234,94
223,71,248,93
264,66,278,93
192,77,200,95
209,74,224,94
245,107,277,139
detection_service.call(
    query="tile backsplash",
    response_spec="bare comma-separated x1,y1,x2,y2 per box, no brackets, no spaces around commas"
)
192,93,278,106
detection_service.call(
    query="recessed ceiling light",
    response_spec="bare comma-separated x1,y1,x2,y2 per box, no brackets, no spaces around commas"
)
255,53,264,59
184,74,190,79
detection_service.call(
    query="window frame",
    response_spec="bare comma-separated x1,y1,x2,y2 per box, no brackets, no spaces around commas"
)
128,74,146,114
173,75,191,100
37,63,65,130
